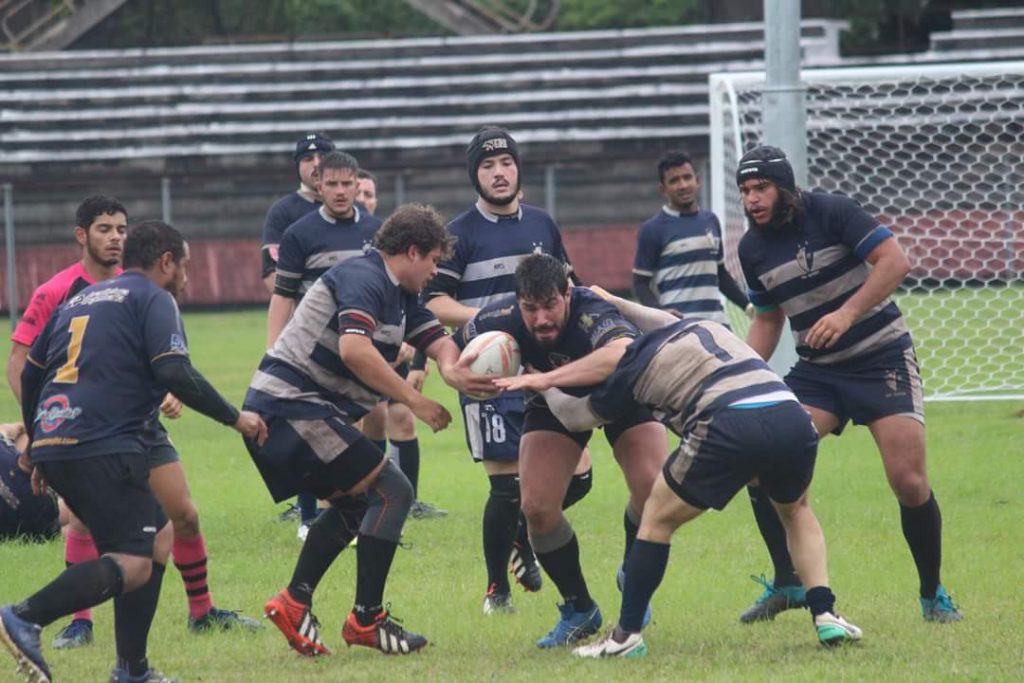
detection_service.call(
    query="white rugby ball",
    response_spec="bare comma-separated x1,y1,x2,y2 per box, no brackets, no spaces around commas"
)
461,331,521,400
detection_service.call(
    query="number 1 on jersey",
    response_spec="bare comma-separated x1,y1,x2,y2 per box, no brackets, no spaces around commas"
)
54,315,90,384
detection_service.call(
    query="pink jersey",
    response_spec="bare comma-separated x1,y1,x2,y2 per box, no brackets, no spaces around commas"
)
11,262,122,347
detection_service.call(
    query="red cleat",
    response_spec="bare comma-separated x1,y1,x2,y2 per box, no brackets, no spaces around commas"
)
264,589,330,657
341,610,427,655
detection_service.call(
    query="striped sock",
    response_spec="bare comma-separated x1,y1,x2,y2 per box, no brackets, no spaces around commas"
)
173,534,213,620
65,527,98,622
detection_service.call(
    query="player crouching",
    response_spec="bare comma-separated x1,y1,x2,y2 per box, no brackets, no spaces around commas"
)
242,204,494,657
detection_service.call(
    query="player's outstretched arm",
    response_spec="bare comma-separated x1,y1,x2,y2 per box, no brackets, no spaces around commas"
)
495,338,630,393
540,388,607,431
426,335,500,398
266,293,296,349
151,358,267,444
339,333,451,432
589,285,678,331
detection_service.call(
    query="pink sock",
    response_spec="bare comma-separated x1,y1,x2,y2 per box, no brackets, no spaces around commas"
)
65,528,99,622
173,534,213,620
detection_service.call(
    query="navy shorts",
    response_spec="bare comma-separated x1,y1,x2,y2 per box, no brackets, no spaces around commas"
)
244,412,384,502
461,391,523,463
523,392,659,449
786,343,924,435
142,420,180,469
39,454,168,557
664,401,818,511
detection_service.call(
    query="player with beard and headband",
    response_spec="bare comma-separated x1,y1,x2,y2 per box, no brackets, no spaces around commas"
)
423,127,595,616
633,150,752,324
357,169,445,520
457,254,667,646
260,132,336,295
734,145,960,624
1,221,267,683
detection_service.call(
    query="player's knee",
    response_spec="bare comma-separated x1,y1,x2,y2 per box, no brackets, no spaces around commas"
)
115,554,154,592
890,472,930,506
488,473,520,507
521,496,561,534
169,503,201,538
360,459,412,542
561,468,592,510
386,405,416,441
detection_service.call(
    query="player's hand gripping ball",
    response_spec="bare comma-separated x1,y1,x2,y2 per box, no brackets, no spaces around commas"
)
460,331,522,400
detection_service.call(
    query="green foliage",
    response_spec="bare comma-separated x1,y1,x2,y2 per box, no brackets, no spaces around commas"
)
0,309,1022,681
554,0,700,30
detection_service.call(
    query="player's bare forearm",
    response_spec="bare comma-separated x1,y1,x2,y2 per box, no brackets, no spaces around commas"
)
424,295,479,328
339,334,422,406
6,343,28,404
592,287,677,332
746,309,785,360
840,238,911,320
496,339,629,393
266,294,296,349
632,274,660,308
262,273,276,296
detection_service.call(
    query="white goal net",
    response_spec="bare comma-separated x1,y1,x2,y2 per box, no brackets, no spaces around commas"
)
710,61,1024,401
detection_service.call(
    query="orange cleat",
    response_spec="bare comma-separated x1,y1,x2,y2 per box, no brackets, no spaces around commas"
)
264,589,330,657
341,609,427,655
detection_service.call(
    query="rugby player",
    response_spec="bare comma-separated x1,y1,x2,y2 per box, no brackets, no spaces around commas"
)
423,126,592,614
496,291,862,656
734,145,960,623
0,220,266,683
246,204,493,657
459,254,667,645
0,423,61,542
633,150,751,323
7,196,260,652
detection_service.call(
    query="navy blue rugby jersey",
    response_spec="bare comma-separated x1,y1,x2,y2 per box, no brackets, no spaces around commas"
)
588,318,796,436
261,191,321,278
424,203,572,310
738,192,911,365
274,205,382,299
247,250,446,421
633,206,727,323
458,288,638,398
26,272,190,462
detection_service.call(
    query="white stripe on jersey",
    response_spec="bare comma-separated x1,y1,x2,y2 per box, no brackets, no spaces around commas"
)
461,254,530,283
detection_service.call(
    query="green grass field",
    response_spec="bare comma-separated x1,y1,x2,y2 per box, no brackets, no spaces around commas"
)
1,309,1022,682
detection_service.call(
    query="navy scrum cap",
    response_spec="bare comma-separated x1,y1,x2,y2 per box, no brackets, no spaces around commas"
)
735,145,796,193
294,132,335,163
466,127,520,191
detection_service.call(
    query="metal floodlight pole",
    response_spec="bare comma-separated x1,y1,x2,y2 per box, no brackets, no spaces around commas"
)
763,0,808,185
4,184,18,331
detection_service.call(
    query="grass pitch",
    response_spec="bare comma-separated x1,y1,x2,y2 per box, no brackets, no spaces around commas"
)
1,309,1021,682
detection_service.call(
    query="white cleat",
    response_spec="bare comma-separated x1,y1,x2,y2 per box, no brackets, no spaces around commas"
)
572,629,647,659
814,612,863,647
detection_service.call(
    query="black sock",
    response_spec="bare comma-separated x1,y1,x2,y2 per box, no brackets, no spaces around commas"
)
483,474,520,594
747,484,799,587
900,491,942,598
535,534,593,612
619,539,669,632
391,439,420,498
14,555,124,627
114,562,165,677
297,491,319,524
372,439,387,456
805,585,836,617
622,506,640,567
562,468,593,509
354,534,399,626
288,502,362,605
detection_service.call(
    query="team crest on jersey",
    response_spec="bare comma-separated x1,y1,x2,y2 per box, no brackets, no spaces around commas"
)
884,369,904,396
796,243,815,273
705,228,721,252
578,312,595,331
362,239,373,254
36,395,83,434
531,241,545,255
169,334,188,354
547,352,571,367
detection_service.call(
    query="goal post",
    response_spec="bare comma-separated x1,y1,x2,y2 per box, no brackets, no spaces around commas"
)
710,61,1024,401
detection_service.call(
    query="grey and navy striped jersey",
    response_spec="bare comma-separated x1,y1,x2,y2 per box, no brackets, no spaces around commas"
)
633,206,728,323
738,192,910,365
260,190,320,278
274,205,382,300
423,203,572,310
588,318,796,437
246,250,446,422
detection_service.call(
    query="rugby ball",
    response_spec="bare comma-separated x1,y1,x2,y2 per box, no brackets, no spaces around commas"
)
461,331,521,400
